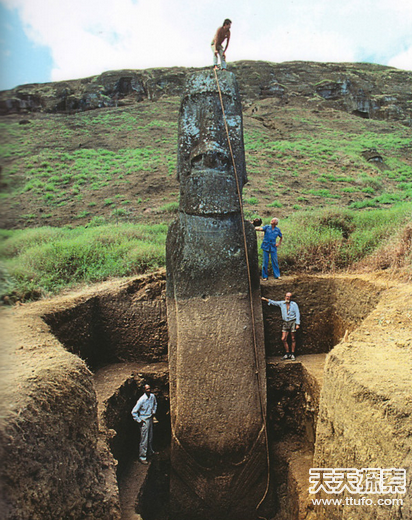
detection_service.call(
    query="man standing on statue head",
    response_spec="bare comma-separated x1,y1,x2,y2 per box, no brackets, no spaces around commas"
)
255,217,283,280
262,292,300,361
131,383,158,464
211,18,232,70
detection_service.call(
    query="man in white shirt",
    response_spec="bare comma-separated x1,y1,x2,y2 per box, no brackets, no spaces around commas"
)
262,292,300,360
131,384,158,464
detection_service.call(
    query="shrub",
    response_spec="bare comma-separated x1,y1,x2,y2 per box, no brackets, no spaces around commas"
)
267,201,283,208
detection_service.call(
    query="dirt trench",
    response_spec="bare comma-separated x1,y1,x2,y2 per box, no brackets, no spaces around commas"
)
1,270,410,520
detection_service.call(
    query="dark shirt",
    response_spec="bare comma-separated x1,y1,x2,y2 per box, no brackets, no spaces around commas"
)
261,225,282,252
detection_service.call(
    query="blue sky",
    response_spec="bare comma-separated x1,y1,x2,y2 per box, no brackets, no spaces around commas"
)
0,5,53,88
1,0,411,91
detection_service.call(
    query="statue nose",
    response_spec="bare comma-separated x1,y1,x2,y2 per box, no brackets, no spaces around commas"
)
190,143,230,170
190,152,231,170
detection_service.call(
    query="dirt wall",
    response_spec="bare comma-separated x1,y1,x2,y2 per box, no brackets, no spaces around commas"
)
313,282,412,520
0,311,120,520
43,272,167,370
42,273,383,371
3,271,411,520
101,366,170,472
261,276,382,356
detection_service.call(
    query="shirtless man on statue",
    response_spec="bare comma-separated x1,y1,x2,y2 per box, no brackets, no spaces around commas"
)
211,19,232,70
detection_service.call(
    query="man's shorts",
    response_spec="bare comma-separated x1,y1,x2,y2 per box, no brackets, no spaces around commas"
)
282,320,297,332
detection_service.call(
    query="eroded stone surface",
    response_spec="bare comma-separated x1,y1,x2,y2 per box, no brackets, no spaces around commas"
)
166,70,268,520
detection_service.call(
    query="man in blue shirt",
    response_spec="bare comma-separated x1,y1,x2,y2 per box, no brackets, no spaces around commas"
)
131,384,158,464
262,292,300,360
255,217,283,280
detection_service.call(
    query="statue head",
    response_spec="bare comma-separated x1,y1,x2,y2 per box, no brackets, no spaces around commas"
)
177,71,247,216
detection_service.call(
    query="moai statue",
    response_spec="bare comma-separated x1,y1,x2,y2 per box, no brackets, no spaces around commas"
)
166,70,268,520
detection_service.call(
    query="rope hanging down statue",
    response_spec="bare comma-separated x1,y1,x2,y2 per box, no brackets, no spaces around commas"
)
166,70,269,520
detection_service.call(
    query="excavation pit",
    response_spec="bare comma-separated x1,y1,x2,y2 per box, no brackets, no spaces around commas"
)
112,354,326,520
3,272,411,520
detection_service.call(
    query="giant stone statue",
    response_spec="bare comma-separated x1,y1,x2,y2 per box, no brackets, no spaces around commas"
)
166,70,268,520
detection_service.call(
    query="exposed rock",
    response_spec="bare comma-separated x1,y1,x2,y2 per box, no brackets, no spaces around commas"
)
361,148,390,171
362,148,384,163
1,61,411,126
315,79,351,100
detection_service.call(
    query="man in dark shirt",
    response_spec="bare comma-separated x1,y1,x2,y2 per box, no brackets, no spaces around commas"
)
255,217,283,280
211,19,232,70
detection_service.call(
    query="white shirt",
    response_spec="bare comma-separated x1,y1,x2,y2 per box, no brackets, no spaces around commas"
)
131,393,157,421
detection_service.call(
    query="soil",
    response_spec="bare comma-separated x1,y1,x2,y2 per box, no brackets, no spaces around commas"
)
1,270,411,519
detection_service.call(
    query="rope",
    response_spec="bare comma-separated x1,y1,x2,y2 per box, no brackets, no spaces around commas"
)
213,67,270,518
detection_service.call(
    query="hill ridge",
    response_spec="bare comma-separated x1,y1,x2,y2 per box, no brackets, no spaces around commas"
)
1,60,411,126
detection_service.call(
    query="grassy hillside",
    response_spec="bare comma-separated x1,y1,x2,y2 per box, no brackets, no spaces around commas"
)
0,62,411,300
1,203,411,301
1,95,411,229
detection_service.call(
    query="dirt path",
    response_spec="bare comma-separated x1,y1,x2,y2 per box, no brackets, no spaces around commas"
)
117,459,148,520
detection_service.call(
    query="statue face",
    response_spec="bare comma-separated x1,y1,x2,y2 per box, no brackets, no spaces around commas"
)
177,72,247,216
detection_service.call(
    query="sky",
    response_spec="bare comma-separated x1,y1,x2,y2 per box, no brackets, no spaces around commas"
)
0,0,411,91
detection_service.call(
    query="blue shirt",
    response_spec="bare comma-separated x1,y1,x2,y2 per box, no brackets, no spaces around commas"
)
131,393,157,421
267,299,300,325
261,225,282,252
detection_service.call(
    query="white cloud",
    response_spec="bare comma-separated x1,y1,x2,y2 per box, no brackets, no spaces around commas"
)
389,46,412,70
2,0,411,84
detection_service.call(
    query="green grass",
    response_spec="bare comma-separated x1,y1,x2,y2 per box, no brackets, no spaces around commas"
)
157,201,179,213
1,93,411,297
243,118,411,211
1,204,411,301
0,105,179,211
276,203,412,270
267,200,283,208
0,223,167,300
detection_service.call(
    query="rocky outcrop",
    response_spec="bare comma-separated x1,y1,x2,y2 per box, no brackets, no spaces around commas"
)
166,70,268,520
1,61,411,126
0,69,189,115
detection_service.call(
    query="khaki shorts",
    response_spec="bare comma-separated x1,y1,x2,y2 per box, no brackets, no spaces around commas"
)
282,320,297,333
